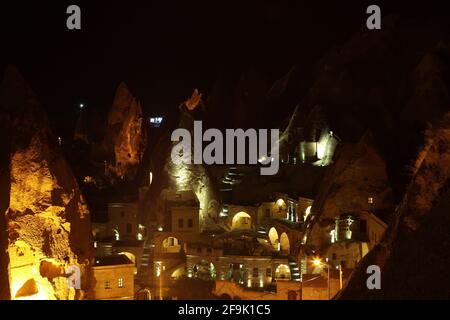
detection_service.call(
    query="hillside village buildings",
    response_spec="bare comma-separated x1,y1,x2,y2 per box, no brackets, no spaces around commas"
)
91,177,387,299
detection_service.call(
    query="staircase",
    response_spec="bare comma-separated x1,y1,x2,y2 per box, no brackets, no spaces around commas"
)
138,243,153,285
289,260,301,282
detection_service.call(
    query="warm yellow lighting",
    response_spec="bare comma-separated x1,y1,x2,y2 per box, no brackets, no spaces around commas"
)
231,212,252,230
276,199,285,207
305,206,312,217
313,258,322,267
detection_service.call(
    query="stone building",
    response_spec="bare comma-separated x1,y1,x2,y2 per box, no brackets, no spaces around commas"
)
91,255,135,300
325,211,387,269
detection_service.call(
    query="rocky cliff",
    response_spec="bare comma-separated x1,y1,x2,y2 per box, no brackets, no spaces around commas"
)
307,132,394,249
0,67,93,300
144,90,220,231
338,113,450,299
103,82,147,179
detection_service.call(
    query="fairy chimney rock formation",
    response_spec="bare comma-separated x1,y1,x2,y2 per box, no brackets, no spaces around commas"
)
0,67,93,300
104,82,147,179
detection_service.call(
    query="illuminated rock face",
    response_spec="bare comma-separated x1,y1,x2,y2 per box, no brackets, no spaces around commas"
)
307,132,394,249
0,67,92,300
104,82,147,179
165,104,220,230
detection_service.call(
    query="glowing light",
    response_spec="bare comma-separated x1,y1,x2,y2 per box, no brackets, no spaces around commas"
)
313,258,323,267
330,230,336,243
305,206,312,218
231,212,252,230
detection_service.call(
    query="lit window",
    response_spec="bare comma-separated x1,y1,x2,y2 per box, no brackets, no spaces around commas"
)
118,278,124,288
330,230,336,243
368,197,374,204
104,281,111,289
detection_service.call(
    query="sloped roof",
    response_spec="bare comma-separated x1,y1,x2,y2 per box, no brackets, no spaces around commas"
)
94,255,133,267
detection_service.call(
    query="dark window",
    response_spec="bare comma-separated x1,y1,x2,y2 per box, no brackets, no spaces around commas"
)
188,219,193,228
197,247,202,253
178,219,184,228
360,220,367,233
266,268,272,277
121,211,125,217
126,223,132,234
265,209,270,218
332,253,337,260
207,248,212,253
252,268,259,277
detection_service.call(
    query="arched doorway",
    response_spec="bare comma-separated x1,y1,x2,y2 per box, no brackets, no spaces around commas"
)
280,233,290,255
231,212,252,230
268,227,280,251
274,199,288,219
162,237,181,253
275,264,291,280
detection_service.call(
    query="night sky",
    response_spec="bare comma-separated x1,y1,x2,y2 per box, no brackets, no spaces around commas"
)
1,1,447,137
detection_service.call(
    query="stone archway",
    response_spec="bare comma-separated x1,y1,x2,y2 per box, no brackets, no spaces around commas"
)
162,237,181,253
275,264,291,280
231,212,252,230
268,227,280,251
280,233,290,255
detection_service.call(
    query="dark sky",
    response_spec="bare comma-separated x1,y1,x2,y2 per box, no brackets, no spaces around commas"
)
1,1,447,137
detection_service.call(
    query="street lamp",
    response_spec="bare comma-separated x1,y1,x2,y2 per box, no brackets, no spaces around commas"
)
312,257,331,300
